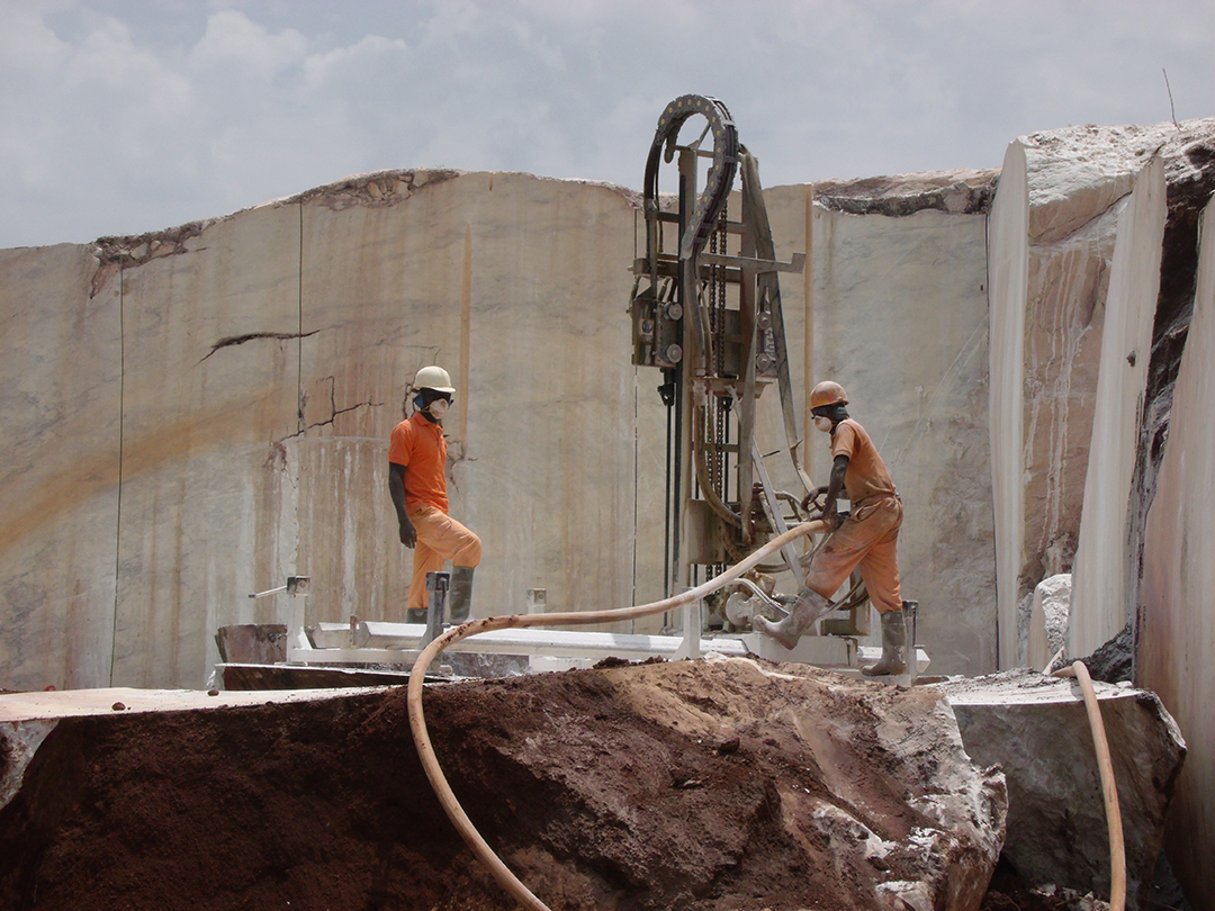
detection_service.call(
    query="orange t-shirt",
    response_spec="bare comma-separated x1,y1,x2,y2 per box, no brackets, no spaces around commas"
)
830,418,896,504
388,412,449,513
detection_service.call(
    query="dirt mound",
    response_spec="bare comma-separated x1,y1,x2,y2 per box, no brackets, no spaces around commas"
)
0,658,1004,910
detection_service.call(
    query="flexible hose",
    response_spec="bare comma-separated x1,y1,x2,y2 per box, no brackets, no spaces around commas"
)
1051,660,1127,911
407,519,828,911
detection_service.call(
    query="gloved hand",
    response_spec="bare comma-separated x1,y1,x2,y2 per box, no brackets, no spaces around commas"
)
801,485,828,515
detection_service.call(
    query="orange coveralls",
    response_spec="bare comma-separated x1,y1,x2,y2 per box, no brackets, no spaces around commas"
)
804,418,903,614
388,412,481,610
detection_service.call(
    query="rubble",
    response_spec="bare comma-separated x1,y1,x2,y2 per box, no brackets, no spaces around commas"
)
810,168,999,216
1026,574,1071,670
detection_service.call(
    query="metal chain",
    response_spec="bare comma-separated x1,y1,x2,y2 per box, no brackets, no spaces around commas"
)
711,202,729,578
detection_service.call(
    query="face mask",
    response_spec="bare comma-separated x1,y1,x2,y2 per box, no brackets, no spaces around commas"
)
428,398,451,419
813,415,832,433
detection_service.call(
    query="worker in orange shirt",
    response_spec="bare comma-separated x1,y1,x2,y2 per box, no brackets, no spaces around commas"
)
754,381,909,676
388,366,481,624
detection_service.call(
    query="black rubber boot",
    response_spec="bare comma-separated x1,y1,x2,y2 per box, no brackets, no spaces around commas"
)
448,566,475,623
753,588,833,649
862,609,908,676
406,608,427,624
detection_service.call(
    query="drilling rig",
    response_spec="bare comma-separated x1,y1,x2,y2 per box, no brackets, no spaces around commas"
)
629,94,870,637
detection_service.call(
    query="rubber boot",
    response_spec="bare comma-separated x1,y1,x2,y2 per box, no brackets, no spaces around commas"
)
448,566,475,624
862,609,908,676
406,608,427,624
753,588,833,649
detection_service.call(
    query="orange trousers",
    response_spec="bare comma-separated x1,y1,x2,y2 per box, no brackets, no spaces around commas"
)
407,504,482,610
804,494,903,614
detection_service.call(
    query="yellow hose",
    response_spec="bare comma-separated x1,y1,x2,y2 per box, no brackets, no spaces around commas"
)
1052,660,1127,911
407,519,828,911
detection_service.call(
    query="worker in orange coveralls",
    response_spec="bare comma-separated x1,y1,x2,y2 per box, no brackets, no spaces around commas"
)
754,380,909,676
388,365,481,624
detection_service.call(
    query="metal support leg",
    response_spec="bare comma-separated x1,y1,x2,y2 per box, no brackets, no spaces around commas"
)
903,600,919,684
526,588,547,615
422,571,450,646
289,587,309,655
674,590,702,659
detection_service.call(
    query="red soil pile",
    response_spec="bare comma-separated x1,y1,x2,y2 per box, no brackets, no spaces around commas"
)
0,659,1001,910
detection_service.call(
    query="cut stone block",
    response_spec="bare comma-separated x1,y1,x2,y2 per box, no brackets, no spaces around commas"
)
940,670,1185,910
1069,156,1165,658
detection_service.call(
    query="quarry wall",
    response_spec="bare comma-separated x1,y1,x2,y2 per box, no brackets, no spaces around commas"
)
983,119,1214,907
1,168,996,688
1139,196,1215,911
987,121,1215,666
766,180,996,673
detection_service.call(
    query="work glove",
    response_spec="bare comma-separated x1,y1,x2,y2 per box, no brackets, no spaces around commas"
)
801,485,828,514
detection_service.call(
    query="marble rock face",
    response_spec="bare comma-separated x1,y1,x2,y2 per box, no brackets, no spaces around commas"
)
1138,196,1215,911
986,119,1215,669
0,171,650,689
762,177,997,675
0,245,122,690
1,164,1007,690
941,670,1186,910
1068,156,1165,659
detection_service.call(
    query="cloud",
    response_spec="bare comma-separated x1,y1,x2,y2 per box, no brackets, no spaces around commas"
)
0,0,1212,247
0,4,69,72
189,10,308,76
303,34,410,89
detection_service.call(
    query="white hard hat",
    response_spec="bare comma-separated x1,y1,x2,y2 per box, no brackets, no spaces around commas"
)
413,365,455,394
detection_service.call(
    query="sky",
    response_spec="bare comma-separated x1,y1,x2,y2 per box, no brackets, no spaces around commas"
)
2,0,1212,249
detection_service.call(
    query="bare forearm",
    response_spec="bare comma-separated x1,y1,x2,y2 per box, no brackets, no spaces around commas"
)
388,466,408,523
388,464,417,547
824,456,848,515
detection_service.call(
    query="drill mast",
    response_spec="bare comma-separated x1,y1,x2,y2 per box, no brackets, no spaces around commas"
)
629,95,810,600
